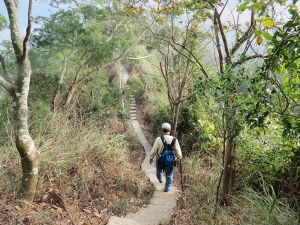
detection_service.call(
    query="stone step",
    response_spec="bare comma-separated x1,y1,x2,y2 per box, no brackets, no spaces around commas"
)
107,216,143,225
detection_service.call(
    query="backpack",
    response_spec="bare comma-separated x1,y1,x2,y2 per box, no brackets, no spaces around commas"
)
158,136,177,169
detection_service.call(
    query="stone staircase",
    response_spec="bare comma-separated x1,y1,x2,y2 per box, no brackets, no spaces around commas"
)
107,95,177,225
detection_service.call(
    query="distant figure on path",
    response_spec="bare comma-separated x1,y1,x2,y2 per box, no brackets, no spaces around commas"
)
150,123,183,192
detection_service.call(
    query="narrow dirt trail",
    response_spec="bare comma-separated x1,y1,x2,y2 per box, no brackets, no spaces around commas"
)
107,64,177,225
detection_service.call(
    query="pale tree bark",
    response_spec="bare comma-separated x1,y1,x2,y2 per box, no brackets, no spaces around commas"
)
14,57,39,201
2,0,39,202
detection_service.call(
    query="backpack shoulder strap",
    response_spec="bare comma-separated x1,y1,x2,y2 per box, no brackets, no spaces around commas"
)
161,135,167,147
171,137,176,147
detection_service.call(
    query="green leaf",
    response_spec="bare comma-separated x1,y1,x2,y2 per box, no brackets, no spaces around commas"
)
262,17,275,28
249,2,264,10
237,1,250,12
261,30,273,41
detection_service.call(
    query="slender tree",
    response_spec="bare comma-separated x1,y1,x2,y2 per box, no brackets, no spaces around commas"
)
0,0,38,201
158,45,195,136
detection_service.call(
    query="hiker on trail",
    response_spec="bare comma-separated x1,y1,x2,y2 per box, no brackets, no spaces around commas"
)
149,123,182,192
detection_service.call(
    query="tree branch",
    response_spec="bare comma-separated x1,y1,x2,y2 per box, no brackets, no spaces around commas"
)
232,54,265,67
125,54,153,60
146,26,209,79
230,10,256,56
4,0,23,59
178,92,196,103
0,75,16,97
213,10,224,73
23,0,33,58
215,9,230,61
158,47,175,105
219,0,229,16
171,33,210,79
0,53,15,96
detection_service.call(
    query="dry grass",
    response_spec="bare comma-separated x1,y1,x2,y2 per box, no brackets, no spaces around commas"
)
0,113,153,225
169,155,299,225
168,155,248,225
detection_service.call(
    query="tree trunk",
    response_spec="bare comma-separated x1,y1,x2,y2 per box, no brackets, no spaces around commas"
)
2,0,38,202
14,57,39,202
63,66,81,108
220,134,236,205
52,88,61,111
63,81,78,107
51,56,68,112
172,103,180,136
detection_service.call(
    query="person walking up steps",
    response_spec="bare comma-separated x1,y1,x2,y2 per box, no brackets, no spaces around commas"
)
150,123,182,192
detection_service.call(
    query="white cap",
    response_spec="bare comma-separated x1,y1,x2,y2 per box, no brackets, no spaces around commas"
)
162,123,171,131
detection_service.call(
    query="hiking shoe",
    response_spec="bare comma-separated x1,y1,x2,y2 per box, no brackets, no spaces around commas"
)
158,179,162,183
164,189,170,192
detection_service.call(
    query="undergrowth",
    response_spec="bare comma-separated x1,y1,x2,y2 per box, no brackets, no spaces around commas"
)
0,112,153,225
169,155,299,225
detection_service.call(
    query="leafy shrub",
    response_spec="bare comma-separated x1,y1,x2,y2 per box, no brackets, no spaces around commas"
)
238,125,297,191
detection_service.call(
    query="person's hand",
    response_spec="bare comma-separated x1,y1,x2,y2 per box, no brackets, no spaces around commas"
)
150,158,153,164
